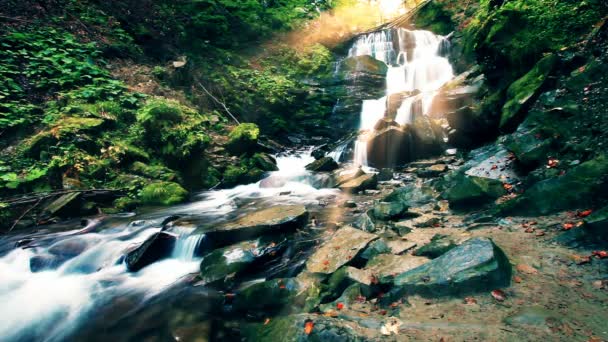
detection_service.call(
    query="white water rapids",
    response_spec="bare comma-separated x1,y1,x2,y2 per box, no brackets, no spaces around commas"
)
348,28,454,166
0,150,337,342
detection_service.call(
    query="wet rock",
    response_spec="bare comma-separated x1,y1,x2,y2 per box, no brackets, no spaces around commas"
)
48,238,88,258
201,205,309,246
359,239,391,260
497,155,608,215
352,212,376,233
500,54,558,131
323,267,372,302
341,200,357,208
340,55,388,79
442,145,516,206
366,126,411,168
333,167,365,187
43,192,82,218
305,156,339,172
30,254,64,272
365,254,429,283
259,175,287,188
371,201,407,221
503,130,553,168
125,232,176,272
386,239,417,255
416,164,448,178
242,313,367,341
319,283,364,313
413,234,457,258
199,238,285,285
306,226,378,274
390,237,511,297
410,114,444,157
339,173,378,193
311,144,330,160
584,205,608,240
231,278,303,313
383,183,436,208
377,168,394,181
252,153,279,172
373,118,400,131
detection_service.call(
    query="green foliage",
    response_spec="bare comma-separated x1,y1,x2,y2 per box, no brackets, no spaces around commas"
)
0,27,134,131
229,123,260,144
139,181,188,205
465,0,606,84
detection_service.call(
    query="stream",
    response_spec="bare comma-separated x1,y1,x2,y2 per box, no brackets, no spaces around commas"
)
0,28,456,341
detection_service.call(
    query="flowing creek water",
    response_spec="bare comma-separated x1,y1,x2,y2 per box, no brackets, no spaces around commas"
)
0,151,339,341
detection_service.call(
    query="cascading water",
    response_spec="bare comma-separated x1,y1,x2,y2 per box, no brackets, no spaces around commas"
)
348,28,454,166
0,150,337,342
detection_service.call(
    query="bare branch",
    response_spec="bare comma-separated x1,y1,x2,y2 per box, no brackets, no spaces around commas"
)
197,82,240,125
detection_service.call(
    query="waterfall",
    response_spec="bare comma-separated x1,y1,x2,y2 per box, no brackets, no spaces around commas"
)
349,28,454,167
173,234,205,261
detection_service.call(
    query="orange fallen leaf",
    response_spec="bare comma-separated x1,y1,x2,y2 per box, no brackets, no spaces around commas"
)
592,251,607,259
503,183,513,191
463,297,477,305
516,264,538,275
491,289,506,302
322,260,329,265
572,254,591,265
547,158,559,168
577,209,593,218
513,276,523,283
264,318,271,325
304,320,314,335
279,284,286,289
336,302,344,310
563,222,575,230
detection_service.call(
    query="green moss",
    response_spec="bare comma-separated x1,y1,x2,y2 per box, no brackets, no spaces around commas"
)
129,162,179,182
500,54,558,131
227,123,260,154
414,1,455,35
139,181,188,206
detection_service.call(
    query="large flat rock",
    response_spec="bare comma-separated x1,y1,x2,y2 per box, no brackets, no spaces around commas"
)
339,173,378,193
391,237,511,296
306,226,378,274
366,254,429,283
202,205,309,245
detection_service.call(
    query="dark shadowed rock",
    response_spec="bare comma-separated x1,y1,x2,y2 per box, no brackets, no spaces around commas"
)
305,156,339,172
199,238,285,285
389,237,511,297
125,232,176,272
48,237,89,258
366,126,411,168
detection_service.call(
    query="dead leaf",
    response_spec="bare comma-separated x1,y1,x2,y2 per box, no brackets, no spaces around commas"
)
592,251,607,259
516,264,538,275
491,289,506,302
547,158,559,168
563,222,575,230
577,209,593,218
304,320,314,335
336,302,344,310
463,297,477,305
572,254,591,265
513,276,523,283
264,318,271,325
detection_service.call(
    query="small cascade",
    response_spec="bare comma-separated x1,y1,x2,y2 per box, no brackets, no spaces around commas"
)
348,28,454,167
327,143,348,163
173,234,205,261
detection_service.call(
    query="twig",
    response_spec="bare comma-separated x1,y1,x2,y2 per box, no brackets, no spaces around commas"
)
0,15,32,23
9,197,42,232
197,82,240,125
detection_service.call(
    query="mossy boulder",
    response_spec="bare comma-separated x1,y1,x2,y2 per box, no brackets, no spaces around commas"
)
371,201,407,221
139,181,188,206
389,237,511,297
444,173,506,205
497,156,608,215
383,183,436,207
341,55,388,76
413,234,458,259
500,54,558,131
129,162,179,182
227,123,260,154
